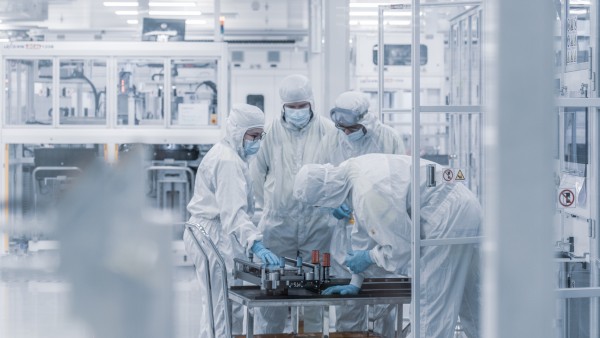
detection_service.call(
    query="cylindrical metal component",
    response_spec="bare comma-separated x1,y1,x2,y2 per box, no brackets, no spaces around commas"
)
279,257,286,269
296,255,303,267
324,267,330,280
311,250,320,264
323,253,331,267
269,272,279,290
426,164,436,187
260,267,266,291
305,271,315,280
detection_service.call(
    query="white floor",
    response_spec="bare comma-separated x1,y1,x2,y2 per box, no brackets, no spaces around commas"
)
0,250,203,338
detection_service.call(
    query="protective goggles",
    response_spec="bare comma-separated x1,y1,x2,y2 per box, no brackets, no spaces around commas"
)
330,107,365,127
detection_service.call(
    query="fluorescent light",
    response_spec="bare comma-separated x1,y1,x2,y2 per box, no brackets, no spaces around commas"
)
0,38,8,42
350,11,410,16
349,19,410,26
127,19,139,24
570,0,590,4
350,2,393,8
149,2,196,7
186,19,207,25
570,9,588,15
149,10,202,15
387,20,410,25
104,1,138,6
115,10,139,15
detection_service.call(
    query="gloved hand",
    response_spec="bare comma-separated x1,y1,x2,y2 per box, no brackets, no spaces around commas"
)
332,203,352,220
251,241,280,266
344,250,373,274
322,284,360,296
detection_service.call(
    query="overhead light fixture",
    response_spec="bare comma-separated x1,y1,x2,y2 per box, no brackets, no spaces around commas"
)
115,10,139,15
350,2,394,8
149,2,196,7
350,11,410,16
127,19,139,24
186,19,207,25
149,10,202,16
570,0,590,4
569,8,588,15
349,19,410,26
0,38,8,42
104,1,138,6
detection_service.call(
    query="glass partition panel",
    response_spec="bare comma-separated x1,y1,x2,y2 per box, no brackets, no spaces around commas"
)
5,59,53,125
7,144,104,242
116,59,165,126
170,59,218,127
58,59,107,125
118,143,212,239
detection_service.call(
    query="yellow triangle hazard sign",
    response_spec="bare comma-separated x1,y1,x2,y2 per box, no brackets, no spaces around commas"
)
455,170,465,181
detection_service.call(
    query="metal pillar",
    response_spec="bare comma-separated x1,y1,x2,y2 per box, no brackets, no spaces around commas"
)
483,0,555,338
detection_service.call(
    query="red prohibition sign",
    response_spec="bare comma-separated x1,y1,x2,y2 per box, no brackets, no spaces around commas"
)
559,189,575,207
443,169,454,182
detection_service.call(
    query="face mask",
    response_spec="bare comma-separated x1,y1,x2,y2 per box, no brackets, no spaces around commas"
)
284,107,311,129
347,128,366,142
243,139,261,156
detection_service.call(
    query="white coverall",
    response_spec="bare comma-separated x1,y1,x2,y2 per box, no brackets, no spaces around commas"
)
251,74,337,333
316,93,405,334
293,154,481,338
184,103,265,338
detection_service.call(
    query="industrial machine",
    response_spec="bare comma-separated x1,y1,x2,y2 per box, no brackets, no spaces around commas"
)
234,249,410,297
234,250,334,295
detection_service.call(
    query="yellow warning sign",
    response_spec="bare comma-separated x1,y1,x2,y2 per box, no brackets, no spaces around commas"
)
455,170,465,181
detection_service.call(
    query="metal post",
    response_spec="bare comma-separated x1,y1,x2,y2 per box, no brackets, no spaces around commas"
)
483,0,555,338
410,1,421,338
378,6,385,122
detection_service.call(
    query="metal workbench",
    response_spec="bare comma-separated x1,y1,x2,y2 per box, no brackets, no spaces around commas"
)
229,278,411,338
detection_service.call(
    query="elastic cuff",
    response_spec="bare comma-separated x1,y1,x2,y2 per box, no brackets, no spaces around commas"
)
246,233,263,251
367,249,376,265
350,274,364,288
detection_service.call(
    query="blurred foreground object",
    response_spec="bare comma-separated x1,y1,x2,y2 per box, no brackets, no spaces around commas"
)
55,146,172,338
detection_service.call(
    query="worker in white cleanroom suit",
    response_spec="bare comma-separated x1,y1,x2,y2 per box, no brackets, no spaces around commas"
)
293,154,481,338
251,74,337,333
315,91,405,335
184,103,280,338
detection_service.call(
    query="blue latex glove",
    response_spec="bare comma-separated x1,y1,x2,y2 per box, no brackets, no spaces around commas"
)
332,203,352,220
322,284,360,296
344,250,373,274
251,241,280,266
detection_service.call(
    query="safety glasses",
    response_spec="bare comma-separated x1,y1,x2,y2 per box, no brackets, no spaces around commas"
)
330,107,365,126
244,131,266,141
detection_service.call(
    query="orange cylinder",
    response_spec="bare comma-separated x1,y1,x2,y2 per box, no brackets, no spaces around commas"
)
322,253,331,267
311,250,320,264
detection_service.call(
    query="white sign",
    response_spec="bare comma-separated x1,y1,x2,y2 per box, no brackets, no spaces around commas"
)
558,187,576,208
178,102,209,126
442,168,467,184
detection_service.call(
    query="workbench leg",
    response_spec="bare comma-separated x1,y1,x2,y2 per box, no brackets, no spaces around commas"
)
322,305,330,338
396,304,403,338
292,306,299,334
246,306,254,338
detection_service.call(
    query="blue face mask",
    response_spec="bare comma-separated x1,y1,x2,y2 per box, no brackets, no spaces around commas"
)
347,128,365,141
284,107,311,129
243,139,261,156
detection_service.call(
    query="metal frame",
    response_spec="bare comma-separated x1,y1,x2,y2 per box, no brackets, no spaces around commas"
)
0,41,228,144
229,285,410,338
378,3,483,337
185,221,232,338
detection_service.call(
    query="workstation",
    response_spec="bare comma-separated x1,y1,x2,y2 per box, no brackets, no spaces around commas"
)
0,1,596,338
